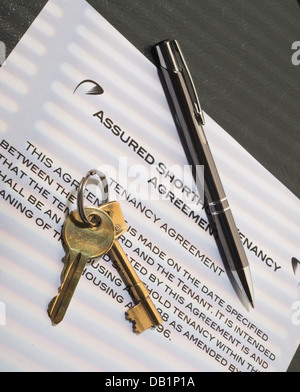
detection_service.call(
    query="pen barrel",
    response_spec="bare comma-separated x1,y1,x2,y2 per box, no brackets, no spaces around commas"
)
157,64,226,200
154,40,254,306
155,55,250,273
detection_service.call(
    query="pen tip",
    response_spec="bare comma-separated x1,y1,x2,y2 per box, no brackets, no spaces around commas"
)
250,301,255,309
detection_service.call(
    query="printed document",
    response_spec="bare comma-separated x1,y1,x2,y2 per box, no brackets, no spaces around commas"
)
0,0,299,372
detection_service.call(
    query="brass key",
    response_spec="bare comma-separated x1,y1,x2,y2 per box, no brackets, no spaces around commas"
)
100,201,163,334
48,207,115,325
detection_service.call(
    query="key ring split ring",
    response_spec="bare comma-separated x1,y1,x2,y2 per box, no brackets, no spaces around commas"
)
77,169,110,226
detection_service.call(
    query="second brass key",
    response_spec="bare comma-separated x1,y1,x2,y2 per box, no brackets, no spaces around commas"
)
100,201,162,334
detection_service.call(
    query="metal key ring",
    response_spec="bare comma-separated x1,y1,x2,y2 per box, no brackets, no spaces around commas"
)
77,169,110,226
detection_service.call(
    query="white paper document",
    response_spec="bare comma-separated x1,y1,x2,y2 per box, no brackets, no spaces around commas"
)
0,0,299,372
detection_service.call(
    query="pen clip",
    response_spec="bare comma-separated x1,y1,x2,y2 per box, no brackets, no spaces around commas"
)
172,41,205,125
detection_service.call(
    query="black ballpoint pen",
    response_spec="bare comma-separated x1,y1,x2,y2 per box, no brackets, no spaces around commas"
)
153,39,254,308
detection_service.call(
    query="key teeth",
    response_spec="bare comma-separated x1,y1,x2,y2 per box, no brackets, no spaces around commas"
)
125,311,141,334
125,303,157,334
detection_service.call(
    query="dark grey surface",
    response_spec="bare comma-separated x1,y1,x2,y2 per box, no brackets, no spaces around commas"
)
0,0,299,372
